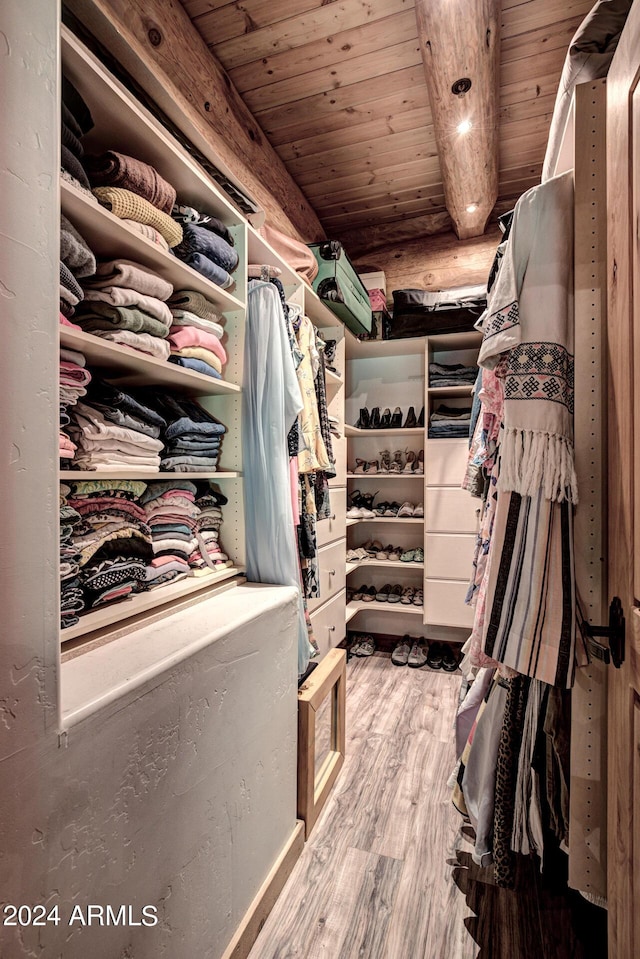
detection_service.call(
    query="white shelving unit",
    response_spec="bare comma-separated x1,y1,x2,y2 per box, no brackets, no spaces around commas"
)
344,330,482,642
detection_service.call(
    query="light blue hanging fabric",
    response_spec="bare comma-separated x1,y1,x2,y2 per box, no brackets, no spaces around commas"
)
243,280,313,674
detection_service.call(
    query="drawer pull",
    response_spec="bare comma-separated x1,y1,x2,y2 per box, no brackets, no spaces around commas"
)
330,514,336,521
328,569,336,576
328,626,336,632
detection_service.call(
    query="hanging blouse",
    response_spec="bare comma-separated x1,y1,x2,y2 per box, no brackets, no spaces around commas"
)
295,314,331,474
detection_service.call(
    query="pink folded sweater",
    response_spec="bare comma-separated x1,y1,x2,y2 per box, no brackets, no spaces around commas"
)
168,325,227,364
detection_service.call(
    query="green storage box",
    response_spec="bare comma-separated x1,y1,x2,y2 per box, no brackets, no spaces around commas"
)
308,241,373,336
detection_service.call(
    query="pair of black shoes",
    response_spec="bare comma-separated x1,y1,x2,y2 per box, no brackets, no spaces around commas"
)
355,406,425,430
427,642,458,671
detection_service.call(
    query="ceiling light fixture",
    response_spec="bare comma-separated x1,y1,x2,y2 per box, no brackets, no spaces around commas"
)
457,119,472,135
466,203,478,214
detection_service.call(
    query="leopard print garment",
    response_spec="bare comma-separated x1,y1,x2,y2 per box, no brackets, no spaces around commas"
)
493,675,531,888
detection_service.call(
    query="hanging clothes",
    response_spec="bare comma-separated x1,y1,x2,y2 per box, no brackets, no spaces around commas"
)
477,171,577,689
242,280,314,674
295,314,331,475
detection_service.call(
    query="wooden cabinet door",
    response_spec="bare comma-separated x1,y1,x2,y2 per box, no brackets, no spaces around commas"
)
606,5,640,956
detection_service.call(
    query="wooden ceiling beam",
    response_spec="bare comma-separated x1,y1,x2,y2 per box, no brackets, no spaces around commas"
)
414,0,501,239
65,0,325,242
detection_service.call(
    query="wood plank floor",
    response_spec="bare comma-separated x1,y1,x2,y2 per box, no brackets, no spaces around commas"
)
248,653,606,959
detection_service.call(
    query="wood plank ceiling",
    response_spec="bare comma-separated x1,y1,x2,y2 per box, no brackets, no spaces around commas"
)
179,0,595,257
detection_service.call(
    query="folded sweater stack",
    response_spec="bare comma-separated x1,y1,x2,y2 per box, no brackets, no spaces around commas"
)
172,203,238,290
168,288,227,379
60,74,95,200
428,362,478,388
151,393,227,473
60,346,91,463
190,490,231,571
79,259,174,359
141,480,198,586
60,484,85,630
68,380,166,472
66,479,153,611
428,404,472,439
86,150,182,249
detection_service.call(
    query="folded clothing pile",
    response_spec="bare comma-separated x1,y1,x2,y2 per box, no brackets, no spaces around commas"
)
167,288,227,379
151,393,227,472
428,362,478,388
141,480,198,588
60,346,91,463
78,259,174,359
68,380,166,472
60,484,85,630
66,479,153,610
190,488,232,571
60,74,95,199
86,149,182,249
428,404,472,439
172,204,238,290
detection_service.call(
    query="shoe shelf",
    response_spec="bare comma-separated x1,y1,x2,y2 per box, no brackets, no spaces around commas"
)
60,470,241,480
346,600,424,620
60,565,245,643
346,517,424,525
346,559,424,571
345,425,424,437
347,336,427,359
345,560,359,575
60,329,241,398
325,369,343,387
346,472,423,480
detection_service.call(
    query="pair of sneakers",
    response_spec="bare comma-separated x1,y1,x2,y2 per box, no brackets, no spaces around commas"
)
391,636,428,668
350,634,376,657
397,501,424,518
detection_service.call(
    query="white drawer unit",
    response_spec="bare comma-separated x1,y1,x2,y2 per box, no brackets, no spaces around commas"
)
425,533,477,580
317,491,346,547
424,579,475,629
426,439,472,486
426,487,479,534
308,538,347,612
329,438,347,487
310,588,346,660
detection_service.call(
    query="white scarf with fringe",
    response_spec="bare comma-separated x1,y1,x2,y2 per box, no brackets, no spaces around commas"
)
478,171,577,504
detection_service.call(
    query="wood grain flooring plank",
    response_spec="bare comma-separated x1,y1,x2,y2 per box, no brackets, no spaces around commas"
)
248,658,589,959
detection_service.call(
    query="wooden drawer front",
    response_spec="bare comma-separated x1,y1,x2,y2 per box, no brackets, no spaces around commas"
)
329,437,347,487
308,539,346,612
310,588,346,660
426,488,479,534
426,439,471,487
424,579,475,628
317,490,346,546
426,533,476,580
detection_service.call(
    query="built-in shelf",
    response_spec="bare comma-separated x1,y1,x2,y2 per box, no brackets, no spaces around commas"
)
61,181,245,314
325,369,343,387
345,425,424,437
60,565,244,643
347,336,427,359
346,559,424,571
427,385,475,396
60,470,240,481
60,328,241,397
346,472,423,480
346,517,424,525
346,600,424,619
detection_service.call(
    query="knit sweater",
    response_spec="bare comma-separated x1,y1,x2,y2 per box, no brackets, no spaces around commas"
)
86,151,176,214
93,187,182,248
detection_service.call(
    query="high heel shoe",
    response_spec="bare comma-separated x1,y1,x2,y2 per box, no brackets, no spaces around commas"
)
355,407,370,429
379,450,391,473
403,450,417,472
360,491,378,517
417,406,425,428
353,458,367,474
370,407,381,429
366,459,379,474
390,407,403,429
414,449,424,474
380,408,392,428
389,450,404,473
403,406,417,428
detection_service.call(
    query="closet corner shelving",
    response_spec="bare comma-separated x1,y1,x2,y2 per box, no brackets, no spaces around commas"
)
344,330,482,642
59,26,253,661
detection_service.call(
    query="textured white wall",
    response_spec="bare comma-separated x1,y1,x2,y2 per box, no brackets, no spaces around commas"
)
0,4,299,956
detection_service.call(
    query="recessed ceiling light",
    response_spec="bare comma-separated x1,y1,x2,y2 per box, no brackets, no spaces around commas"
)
466,203,478,213
457,119,472,135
